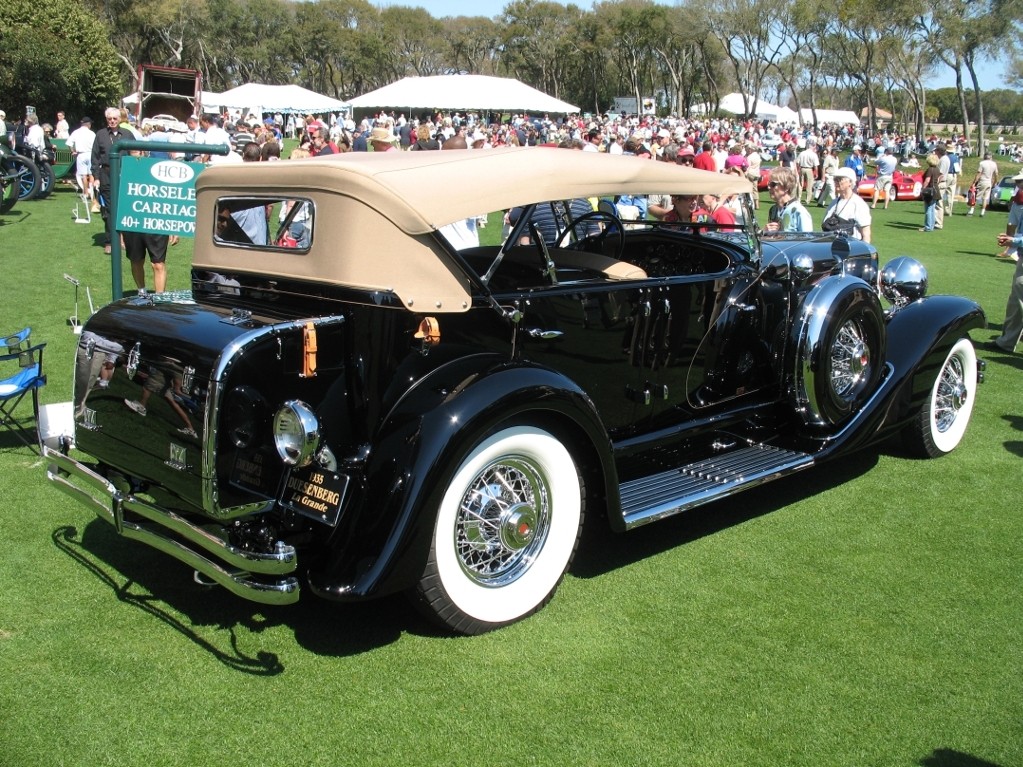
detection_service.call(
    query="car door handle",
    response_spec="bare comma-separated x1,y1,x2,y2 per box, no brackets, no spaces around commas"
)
525,328,564,340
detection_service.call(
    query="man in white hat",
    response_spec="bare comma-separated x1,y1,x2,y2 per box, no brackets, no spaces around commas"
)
369,126,399,153
821,167,872,243
470,130,488,149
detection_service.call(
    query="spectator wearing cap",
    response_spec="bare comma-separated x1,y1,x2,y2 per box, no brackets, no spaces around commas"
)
844,145,865,184
823,167,872,242
352,120,372,152
369,126,399,153
653,127,671,157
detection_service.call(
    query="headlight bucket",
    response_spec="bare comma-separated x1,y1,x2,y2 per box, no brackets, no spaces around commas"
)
272,400,320,467
879,256,928,306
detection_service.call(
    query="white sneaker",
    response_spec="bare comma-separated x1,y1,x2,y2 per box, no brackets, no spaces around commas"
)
124,399,147,416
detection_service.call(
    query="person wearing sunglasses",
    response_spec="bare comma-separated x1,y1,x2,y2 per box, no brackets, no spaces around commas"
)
91,107,131,254
764,166,814,233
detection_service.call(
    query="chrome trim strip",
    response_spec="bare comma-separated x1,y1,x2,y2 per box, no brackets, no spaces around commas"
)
201,314,345,519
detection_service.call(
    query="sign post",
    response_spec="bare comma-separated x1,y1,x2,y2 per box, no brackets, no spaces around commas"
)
108,140,229,302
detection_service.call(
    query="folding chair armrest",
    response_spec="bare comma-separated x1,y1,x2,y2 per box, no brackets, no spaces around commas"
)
0,342,46,366
0,328,31,353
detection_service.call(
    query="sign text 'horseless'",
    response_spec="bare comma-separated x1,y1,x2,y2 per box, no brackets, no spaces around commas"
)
117,157,206,237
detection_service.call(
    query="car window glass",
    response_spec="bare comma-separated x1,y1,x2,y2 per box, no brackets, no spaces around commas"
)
214,196,314,251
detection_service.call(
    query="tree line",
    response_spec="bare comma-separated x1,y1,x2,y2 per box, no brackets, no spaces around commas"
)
2,0,1021,146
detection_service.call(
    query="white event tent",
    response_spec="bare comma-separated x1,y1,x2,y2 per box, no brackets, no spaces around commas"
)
214,83,350,115
690,92,800,125
347,75,580,114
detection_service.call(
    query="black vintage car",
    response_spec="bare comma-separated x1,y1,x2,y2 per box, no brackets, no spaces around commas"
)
46,148,985,634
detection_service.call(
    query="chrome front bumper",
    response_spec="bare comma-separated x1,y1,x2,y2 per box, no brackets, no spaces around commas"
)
44,447,300,605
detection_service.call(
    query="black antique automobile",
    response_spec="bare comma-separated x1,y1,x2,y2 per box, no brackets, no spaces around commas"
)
45,148,985,634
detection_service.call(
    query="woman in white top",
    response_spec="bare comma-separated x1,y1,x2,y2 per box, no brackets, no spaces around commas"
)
823,167,872,243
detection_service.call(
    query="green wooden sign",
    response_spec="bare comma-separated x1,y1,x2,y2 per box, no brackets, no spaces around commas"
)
116,156,205,237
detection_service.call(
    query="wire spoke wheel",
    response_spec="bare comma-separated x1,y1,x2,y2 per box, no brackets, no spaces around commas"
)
829,317,872,403
455,458,549,588
412,425,583,634
904,338,978,457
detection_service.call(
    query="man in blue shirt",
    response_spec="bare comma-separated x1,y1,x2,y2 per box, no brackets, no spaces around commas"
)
872,147,898,209
845,145,865,185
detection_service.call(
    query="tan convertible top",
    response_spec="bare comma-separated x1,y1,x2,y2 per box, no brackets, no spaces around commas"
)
193,147,754,313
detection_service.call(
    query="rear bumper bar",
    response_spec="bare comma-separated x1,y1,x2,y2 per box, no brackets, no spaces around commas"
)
44,447,299,605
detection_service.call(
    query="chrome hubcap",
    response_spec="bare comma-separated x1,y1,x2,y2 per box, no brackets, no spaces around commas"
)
455,459,550,588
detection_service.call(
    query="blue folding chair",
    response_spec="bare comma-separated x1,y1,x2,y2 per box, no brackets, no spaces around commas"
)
0,328,47,453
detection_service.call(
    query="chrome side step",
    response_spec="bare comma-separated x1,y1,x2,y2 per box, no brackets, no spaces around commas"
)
44,447,299,605
620,443,814,529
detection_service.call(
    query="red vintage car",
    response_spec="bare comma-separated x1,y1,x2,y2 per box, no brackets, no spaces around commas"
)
857,169,924,201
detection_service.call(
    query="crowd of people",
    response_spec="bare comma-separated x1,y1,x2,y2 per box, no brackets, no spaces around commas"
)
6,101,1022,354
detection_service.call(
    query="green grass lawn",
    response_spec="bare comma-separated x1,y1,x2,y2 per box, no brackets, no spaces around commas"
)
0,172,1020,767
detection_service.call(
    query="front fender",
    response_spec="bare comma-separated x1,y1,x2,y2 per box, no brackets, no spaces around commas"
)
808,293,985,457
306,356,615,602
881,294,986,429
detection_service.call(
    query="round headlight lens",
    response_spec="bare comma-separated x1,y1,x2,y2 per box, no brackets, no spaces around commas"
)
272,400,319,466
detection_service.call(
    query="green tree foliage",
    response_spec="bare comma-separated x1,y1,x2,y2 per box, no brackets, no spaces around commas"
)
0,0,121,121
4,0,1020,130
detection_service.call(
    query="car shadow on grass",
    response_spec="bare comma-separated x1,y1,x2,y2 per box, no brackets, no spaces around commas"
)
51,520,423,667
918,748,1003,767
572,448,880,579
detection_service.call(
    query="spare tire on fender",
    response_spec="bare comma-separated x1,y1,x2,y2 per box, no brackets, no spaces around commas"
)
791,276,886,427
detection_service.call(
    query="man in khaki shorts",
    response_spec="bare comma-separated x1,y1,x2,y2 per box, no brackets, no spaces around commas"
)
971,153,999,217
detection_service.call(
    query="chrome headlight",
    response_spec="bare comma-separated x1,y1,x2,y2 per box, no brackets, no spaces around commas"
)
879,256,927,306
272,400,319,466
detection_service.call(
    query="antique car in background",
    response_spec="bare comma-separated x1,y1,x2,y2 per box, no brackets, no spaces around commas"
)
856,168,924,202
988,175,1018,210
45,148,985,635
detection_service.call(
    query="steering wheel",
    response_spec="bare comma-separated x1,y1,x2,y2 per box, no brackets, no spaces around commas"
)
556,209,626,261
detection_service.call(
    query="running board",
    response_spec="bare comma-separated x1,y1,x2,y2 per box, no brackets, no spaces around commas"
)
620,443,814,529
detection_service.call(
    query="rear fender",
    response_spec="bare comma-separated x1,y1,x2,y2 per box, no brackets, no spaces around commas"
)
307,356,614,601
